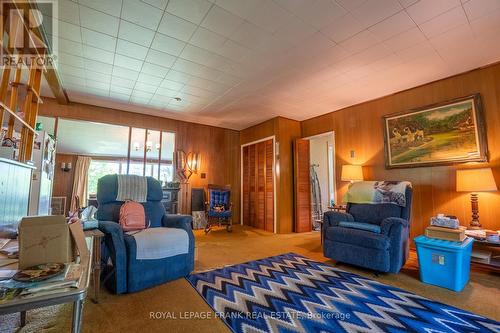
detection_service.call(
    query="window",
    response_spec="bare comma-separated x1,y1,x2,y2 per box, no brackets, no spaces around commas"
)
53,117,176,198
87,160,121,196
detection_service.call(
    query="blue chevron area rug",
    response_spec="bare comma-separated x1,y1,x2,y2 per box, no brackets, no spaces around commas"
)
186,253,500,333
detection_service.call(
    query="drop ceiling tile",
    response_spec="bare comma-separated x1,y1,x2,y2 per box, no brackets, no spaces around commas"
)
58,37,83,56
419,6,468,38
229,21,273,50
189,27,226,52
381,27,427,52
83,45,115,64
156,87,179,97
112,75,137,88
130,96,151,104
463,0,500,21
85,70,112,84
122,0,163,30
141,62,170,78
110,92,131,100
86,80,110,91
166,0,213,24
84,59,114,75
398,0,419,8
150,94,172,103
294,0,347,30
321,13,366,43
245,0,293,33
428,23,475,51
61,74,85,86
81,86,109,97
214,40,250,61
137,72,163,85
145,49,177,67
339,30,381,54
58,0,80,25
116,39,149,60
164,69,194,83
118,21,156,47
112,66,140,80
351,0,402,28
406,0,461,24
79,5,120,36
181,85,216,98
396,41,439,62
335,0,368,11
151,33,187,56
368,11,415,41
201,5,245,38
79,0,123,17
114,54,144,71
158,13,198,42
81,28,117,52
110,85,133,95
172,58,223,80
131,90,154,99
188,77,228,92
160,79,184,91
180,44,227,68
134,82,158,93
142,0,169,10
469,7,500,40
57,21,82,43
58,52,85,68
215,0,263,20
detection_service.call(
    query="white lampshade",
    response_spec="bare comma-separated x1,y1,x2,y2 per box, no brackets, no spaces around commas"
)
456,168,497,192
341,165,363,182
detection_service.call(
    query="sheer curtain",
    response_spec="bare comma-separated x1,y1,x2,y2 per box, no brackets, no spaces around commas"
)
70,156,92,212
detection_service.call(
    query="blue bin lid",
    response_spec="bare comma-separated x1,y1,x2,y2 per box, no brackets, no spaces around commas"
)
414,235,474,249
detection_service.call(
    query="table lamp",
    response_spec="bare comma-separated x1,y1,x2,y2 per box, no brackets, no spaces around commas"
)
456,168,497,229
341,165,363,183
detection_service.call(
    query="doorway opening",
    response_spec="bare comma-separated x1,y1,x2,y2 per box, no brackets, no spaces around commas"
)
307,132,335,231
293,132,335,233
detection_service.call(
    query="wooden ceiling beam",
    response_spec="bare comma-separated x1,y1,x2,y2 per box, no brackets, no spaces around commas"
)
4,0,69,104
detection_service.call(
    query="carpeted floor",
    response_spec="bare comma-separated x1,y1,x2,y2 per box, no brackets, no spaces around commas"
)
1,225,499,333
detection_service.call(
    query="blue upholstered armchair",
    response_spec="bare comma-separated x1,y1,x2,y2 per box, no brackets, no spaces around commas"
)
323,183,413,273
205,184,232,233
97,175,194,294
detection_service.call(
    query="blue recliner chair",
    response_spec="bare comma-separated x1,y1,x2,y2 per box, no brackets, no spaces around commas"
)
97,174,194,294
323,183,412,273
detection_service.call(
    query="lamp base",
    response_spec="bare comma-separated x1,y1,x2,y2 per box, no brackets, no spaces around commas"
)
468,193,482,230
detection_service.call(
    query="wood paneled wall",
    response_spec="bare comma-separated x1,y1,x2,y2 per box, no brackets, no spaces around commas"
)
39,98,240,220
52,154,77,214
302,63,500,240
240,117,301,233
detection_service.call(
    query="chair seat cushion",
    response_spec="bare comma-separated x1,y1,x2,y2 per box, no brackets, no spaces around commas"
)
338,221,381,233
325,226,389,250
208,211,232,218
125,227,189,260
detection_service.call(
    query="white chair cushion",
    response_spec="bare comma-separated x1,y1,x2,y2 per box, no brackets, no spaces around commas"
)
128,227,189,260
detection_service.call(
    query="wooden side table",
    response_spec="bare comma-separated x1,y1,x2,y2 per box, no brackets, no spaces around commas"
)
84,229,104,303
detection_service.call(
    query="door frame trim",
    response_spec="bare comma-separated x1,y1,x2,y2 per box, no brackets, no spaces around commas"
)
240,136,277,233
302,131,336,204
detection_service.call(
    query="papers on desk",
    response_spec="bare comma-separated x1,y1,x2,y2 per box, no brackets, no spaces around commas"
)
0,259,18,268
0,263,81,304
0,238,10,250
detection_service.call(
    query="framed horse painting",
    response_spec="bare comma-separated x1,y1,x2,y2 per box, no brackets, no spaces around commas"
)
382,94,488,168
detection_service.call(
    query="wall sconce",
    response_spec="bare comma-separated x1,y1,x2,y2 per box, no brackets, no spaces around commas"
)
61,162,72,172
176,150,200,182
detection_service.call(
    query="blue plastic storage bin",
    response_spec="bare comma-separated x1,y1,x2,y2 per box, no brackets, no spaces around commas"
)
414,235,474,292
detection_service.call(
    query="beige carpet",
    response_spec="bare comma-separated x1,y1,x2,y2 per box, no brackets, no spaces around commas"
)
1,225,499,332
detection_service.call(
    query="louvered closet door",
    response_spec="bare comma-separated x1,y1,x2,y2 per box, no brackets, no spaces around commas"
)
242,139,274,232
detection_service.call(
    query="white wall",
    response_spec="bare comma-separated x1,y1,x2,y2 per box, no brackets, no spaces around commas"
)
309,134,334,212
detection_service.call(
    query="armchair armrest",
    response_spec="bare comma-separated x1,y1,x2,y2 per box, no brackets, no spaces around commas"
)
162,214,195,254
323,211,354,229
98,221,127,294
380,217,409,236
